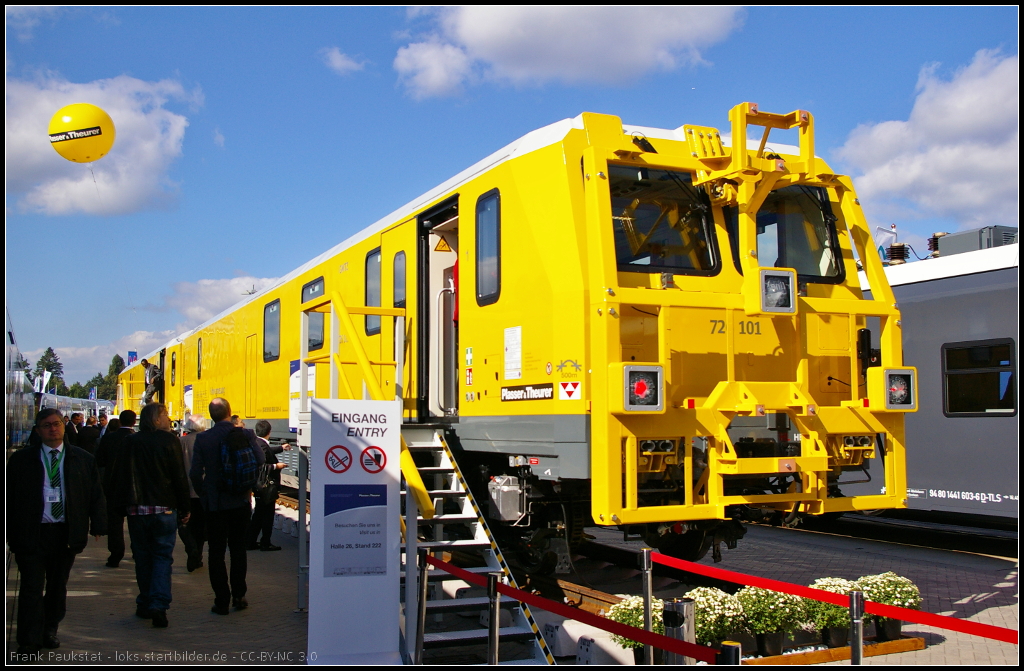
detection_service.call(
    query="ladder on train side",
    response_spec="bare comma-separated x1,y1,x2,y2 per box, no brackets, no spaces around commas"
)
400,424,554,665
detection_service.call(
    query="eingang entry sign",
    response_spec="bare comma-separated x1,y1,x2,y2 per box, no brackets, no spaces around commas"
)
308,399,401,664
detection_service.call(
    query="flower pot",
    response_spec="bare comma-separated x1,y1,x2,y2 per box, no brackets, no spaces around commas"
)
631,647,663,665
874,618,903,641
821,627,849,648
755,631,785,657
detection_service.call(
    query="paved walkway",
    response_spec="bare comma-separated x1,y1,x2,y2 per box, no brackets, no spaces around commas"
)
6,516,1017,664
585,524,1019,665
6,506,307,665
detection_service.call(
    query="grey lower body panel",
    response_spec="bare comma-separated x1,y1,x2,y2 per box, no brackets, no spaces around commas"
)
456,415,590,481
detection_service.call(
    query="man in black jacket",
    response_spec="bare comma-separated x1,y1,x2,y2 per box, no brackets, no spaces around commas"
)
114,403,191,628
190,397,264,615
6,408,106,659
247,420,291,551
94,409,137,568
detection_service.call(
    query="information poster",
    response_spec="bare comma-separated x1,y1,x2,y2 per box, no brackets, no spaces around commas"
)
308,399,401,665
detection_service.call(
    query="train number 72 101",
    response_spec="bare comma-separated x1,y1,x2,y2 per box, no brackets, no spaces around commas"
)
710,320,762,335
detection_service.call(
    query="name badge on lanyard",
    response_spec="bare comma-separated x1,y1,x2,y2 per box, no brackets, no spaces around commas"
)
44,450,64,503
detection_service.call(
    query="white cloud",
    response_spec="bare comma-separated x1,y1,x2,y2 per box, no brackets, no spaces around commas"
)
213,127,225,147
5,72,202,215
394,39,472,99
161,275,279,327
29,275,278,385
5,6,60,41
394,7,743,98
837,50,1019,232
321,47,366,75
25,329,177,386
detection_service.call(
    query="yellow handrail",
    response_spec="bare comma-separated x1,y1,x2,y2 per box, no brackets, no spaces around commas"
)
325,291,434,519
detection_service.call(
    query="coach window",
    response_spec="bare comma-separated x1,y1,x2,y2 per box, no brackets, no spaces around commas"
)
197,339,203,380
171,352,176,386
301,277,325,351
943,338,1016,417
476,190,500,306
394,251,406,308
264,299,281,362
366,248,381,335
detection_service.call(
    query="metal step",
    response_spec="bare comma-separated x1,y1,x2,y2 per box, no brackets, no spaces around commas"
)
424,595,518,613
418,513,478,524
418,466,456,474
401,489,467,499
400,566,495,583
406,539,492,552
422,626,537,649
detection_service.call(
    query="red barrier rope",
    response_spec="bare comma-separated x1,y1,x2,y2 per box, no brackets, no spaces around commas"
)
423,555,719,663
652,551,1019,645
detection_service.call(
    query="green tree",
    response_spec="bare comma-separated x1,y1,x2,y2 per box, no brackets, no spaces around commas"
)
68,381,88,398
98,354,125,401
34,347,64,392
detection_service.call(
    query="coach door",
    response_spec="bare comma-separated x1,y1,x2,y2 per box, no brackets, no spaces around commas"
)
245,334,257,418
418,197,459,420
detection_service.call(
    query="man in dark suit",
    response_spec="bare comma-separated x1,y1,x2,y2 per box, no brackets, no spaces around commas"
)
190,397,264,615
76,417,101,455
6,408,106,660
94,409,137,568
247,420,291,551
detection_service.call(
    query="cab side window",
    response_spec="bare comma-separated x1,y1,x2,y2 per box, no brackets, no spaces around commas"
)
476,190,500,306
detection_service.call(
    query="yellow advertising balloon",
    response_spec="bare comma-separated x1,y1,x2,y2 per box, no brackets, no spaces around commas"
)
48,103,116,163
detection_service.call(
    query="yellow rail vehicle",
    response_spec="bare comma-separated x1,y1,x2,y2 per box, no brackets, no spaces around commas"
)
119,103,917,565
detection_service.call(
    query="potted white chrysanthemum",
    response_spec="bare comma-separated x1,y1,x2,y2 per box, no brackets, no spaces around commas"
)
736,586,805,657
606,595,665,664
681,587,744,647
856,572,922,641
805,577,857,648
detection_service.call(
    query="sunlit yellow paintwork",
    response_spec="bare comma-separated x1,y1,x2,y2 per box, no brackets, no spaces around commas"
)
119,103,915,529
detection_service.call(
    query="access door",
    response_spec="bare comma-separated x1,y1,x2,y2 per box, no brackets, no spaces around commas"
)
417,197,460,420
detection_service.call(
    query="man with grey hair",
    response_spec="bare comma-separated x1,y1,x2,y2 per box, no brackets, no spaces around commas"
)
178,414,207,572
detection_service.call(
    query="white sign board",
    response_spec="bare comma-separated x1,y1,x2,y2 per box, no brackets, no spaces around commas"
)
307,398,401,665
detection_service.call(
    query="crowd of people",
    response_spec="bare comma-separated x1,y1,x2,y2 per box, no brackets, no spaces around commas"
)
7,398,292,661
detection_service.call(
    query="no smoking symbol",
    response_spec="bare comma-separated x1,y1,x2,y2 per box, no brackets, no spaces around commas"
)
360,447,386,474
325,445,352,473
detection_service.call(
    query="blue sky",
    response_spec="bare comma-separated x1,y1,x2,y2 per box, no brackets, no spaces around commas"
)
5,6,1018,385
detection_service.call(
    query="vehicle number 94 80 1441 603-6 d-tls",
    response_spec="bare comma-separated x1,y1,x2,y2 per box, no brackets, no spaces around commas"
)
710,320,762,335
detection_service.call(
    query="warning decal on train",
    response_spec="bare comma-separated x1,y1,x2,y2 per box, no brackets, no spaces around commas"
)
559,381,581,400
501,383,553,401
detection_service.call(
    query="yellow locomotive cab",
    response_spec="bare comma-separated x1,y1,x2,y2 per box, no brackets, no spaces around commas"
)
119,102,915,564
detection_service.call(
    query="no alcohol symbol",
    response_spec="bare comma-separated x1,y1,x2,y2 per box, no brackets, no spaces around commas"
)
325,445,352,474
360,446,386,474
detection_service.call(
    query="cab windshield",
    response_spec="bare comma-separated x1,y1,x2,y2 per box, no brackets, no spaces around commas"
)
725,185,843,282
609,165,717,275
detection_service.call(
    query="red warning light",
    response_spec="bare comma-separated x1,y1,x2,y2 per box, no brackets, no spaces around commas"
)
633,379,649,399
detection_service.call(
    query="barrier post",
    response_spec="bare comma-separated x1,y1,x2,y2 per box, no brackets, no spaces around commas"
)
717,641,741,664
487,572,501,665
664,598,696,665
850,590,864,665
640,548,654,665
415,549,429,665
296,447,309,612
